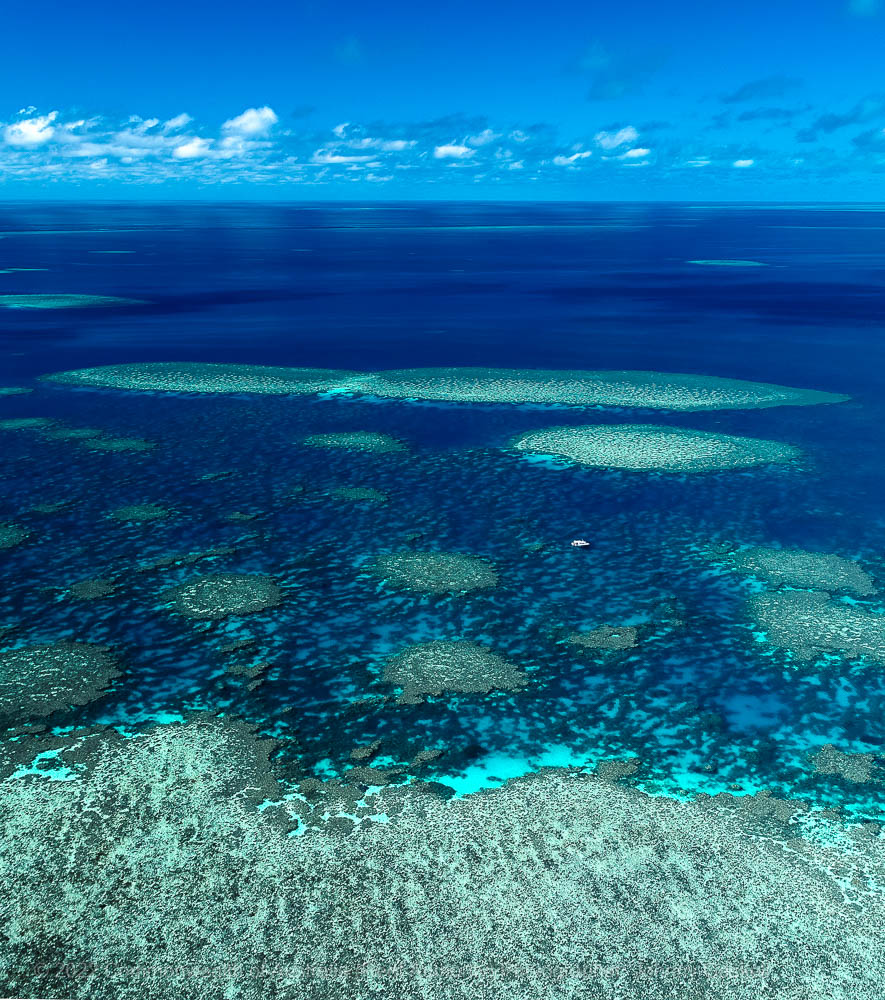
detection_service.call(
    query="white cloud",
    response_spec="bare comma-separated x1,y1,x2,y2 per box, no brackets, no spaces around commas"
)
553,150,592,165
347,136,416,151
311,149,375,164
685,157,711,167
621,147,651,159
733,158,755,168
222,106,278,137
594,125,639,150
173,137,212,159
163,113,192,132
433,143,474,159
467,129,499,146
4,112,58,147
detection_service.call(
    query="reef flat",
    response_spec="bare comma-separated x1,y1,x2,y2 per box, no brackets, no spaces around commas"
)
383,639,527,702
302,431,407,453
748,589,885,664
370,551,499,593
513,424,799,472
41,363,847,410
724,545,876,595
0,294,145,309
162,573,283,620
0,641,120,726
43,362,360,395
0,714,882,1000
355,367,845,410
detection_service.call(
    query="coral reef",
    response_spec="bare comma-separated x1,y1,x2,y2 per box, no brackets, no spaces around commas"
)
356,366,845,410
162,573,283,620
302,431,407,453
328,485,389,503
0,294,145,309
383,639,527,702
0,716,883,1000
0,641,120,726
0,417,55,431
43,362,359,394
108,504,173,522
748,590,885,664
0,387,32,396
724,545,876,595
79,436,156,453
513,424,799,472
370,551,499,593
811,744,883,784
686,259,767,267
0,524,29,551
567,625,640,650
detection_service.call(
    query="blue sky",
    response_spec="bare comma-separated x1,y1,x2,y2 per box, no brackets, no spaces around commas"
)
2,0,885,199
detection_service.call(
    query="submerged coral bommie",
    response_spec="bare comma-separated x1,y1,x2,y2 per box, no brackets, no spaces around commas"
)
0,641,120,726
0,294,145,309
356,366,845,410
567,625,640,650
513,424,799,472
0,524,30,551
0,417,55,431
383,639,527,702
163,573,283,620
725,545,876,596
371,551,499,593
748,589,885,664
42,362,360,394
302,431,407,453
329,485,389,503
40,425,105,441
80,435,155,453
108,503,172,522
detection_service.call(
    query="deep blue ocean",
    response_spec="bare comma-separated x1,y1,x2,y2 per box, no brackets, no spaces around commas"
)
2,202,885,818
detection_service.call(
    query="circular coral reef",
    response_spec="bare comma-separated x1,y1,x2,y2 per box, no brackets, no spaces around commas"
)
0,640,120,726
513,424,799,472
371,551,499,593
302,431,406,453
748,590,885,665
725,546,875,596
163,573,283,620
355,366,845,410
567,625,639,650
0,294,145,309
383,639,527,702
0,524,29,551
42,362,360,395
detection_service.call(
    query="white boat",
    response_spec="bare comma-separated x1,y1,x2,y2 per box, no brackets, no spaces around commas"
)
570,539,591,548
